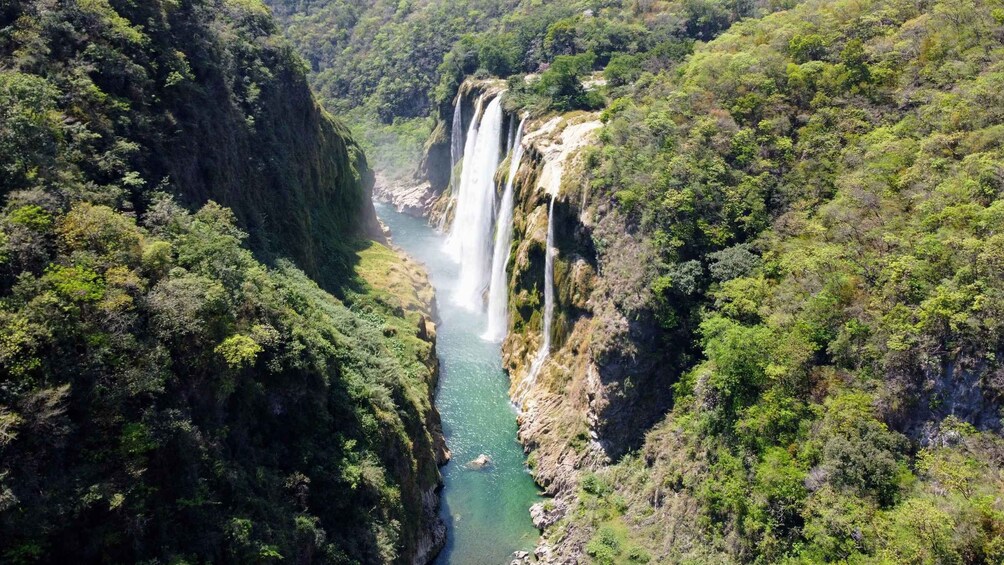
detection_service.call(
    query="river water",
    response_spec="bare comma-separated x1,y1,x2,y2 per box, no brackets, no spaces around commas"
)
374,202,539,564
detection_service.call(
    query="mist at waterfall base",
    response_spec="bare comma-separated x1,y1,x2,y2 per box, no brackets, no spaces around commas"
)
374,203,539,564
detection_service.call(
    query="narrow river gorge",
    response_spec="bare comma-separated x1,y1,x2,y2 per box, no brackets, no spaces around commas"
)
375,203,540,564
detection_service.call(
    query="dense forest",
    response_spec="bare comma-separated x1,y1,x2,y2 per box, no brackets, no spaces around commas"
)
0,1,444,563
270,0,1004,563
261,0,750,177
569,0,1004,562
6,0,1004,563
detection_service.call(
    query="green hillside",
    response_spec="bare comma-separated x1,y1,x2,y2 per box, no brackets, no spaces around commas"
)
267,0,1004,562
6,0,1004,562
563,0,1004,562
0,1,443,562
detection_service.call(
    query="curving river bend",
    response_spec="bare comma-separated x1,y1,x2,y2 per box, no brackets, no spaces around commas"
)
375,202,540,564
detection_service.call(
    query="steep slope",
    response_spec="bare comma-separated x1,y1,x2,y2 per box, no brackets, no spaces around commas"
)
0,0,445,563
323,0,1004,563
497,0,1004,562
1,0,377,292
263,0,760,178
264,0,1004,563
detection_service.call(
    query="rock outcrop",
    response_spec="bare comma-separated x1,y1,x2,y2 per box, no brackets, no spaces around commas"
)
410,78,681,562
466,453,493,470
374,173,439,218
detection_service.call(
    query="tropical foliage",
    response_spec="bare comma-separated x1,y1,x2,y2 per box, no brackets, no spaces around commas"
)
562,0,1004,561
0,0,440,562
264,0,776,175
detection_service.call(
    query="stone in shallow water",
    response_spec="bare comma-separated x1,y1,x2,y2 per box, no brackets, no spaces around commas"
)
466,453,493,469
510,549,531,564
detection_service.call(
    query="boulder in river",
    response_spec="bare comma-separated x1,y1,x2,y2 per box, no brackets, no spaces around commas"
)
466,453,492,470
510,550,531,564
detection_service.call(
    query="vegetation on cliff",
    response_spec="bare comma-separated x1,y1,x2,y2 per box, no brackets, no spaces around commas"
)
559,0,1004,562
0,0,442,562
263,0,771,177
270,0,1004,562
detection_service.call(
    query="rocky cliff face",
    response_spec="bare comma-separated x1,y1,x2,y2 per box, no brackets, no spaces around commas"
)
394,78,685,562
0,1,448,562
364,246,452,564
350,241,451,564
500,113,690,562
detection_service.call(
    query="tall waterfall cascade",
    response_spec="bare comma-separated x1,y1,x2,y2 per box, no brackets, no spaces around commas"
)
438,95,466,232
448,94,505,310
505,116,516,155
444,94,484,256
484,118,527,342
518,196,556,405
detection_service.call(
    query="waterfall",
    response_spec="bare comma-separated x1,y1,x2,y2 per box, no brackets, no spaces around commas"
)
483,118,527,342
449,95,505,310
438,95,466,232
505,116,515,155
518,196,556,405
451,95,465,177
444,94,485,257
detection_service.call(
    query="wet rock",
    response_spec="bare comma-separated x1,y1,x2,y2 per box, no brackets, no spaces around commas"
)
521,115,602,198
414,486,446,565
465,453,493,470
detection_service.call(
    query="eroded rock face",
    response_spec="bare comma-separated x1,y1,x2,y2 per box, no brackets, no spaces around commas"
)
497,111,685,562
410,79,681,562
522,116,602,198
529,500,566,529
373,173,439,218
413,485,447,565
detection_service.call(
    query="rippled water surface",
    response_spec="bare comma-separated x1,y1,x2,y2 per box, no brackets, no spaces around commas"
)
375,203,539,564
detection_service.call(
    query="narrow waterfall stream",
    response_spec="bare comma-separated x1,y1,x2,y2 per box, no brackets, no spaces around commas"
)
484,118,526,342
518,196,555,405
374,202,539,564
438,96,466,232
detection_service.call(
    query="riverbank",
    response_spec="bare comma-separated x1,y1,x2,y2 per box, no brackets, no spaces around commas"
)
375,203,540,565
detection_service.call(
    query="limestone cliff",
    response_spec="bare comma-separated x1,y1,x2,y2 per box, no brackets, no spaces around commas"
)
500,112,685,561
404,79,683,562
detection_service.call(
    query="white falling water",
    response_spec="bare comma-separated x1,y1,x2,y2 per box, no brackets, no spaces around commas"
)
437,95,466,232
483,118,527,342
449,95,505,310
505,116,515,155
451,95,465,177
444,94,485,258
518,196,556,404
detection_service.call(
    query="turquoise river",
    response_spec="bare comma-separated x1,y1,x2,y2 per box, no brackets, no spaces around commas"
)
375,203,540,564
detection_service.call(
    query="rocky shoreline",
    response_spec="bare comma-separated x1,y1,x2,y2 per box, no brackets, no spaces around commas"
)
384,79,640,563
374,172,440,218
375,234,452,565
